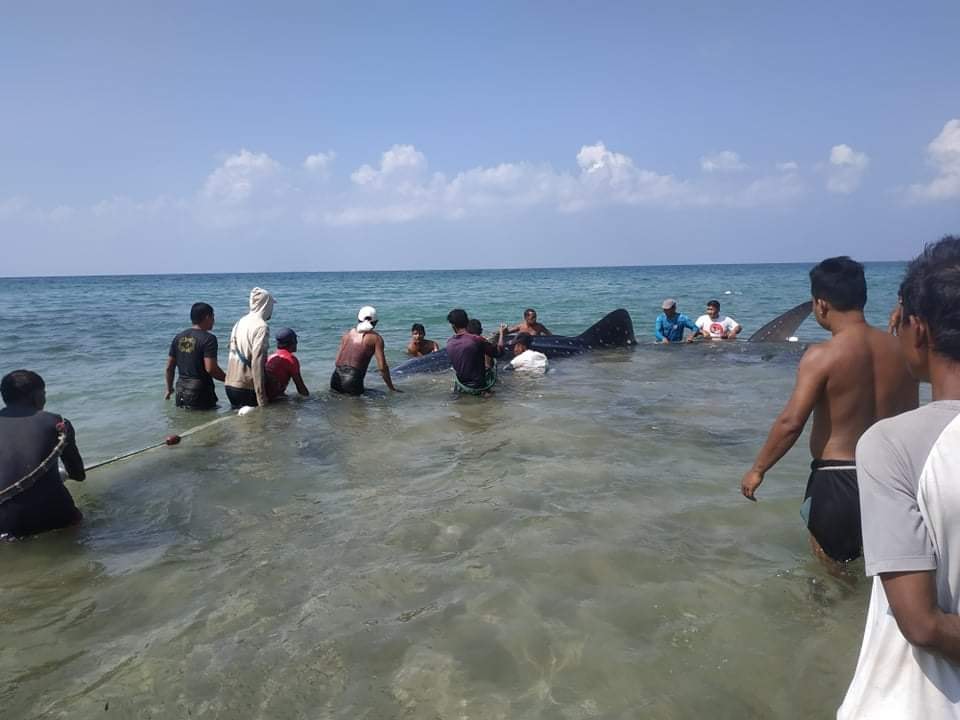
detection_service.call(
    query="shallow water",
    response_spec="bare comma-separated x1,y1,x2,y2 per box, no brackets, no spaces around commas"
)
0,264,915,718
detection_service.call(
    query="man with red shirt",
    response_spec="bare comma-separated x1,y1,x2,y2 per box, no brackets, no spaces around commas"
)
266,328,309,401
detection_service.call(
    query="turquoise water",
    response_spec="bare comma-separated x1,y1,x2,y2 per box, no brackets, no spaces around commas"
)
1,263,911,718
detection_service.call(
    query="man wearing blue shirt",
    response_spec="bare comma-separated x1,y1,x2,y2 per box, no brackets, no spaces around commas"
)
654,298,701,343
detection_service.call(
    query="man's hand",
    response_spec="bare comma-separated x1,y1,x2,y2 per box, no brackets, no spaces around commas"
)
685,335,696,343
888,304,903,336
391,386,404,393
741,470,764,501
164,388,173,400
661,338,670,344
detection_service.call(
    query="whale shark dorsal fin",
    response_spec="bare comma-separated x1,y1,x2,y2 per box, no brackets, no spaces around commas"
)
748,301,813,342
576,309,636,347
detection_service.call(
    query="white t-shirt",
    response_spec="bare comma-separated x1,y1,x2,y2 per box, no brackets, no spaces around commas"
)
695,314,738,339
838,402,960,719
510,349,548,373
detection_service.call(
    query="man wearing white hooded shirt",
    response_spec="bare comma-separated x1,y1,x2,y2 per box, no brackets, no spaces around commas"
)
225,287,275,408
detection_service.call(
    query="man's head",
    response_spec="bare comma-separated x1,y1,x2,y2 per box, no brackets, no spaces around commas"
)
357,306,378,332
662,298,677,318
809,256,866,329
513,332,532,355
466,319,483,335
191,302,215,330
447,308,469,331
898,235,960,381
275,327,298,352
411,323,425,341
524,308,538,324
706,300,720,320
249,287,275,321
1,369,46,409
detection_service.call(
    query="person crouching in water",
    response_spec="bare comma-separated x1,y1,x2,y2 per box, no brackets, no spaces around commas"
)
510,333,549,373
446,309,506,395
330,306,402,395
407,323,440,356
0,370,86,539
225,287,275,408
266,328,309,401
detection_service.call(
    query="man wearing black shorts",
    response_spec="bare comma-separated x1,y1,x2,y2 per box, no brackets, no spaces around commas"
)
165,302,226,410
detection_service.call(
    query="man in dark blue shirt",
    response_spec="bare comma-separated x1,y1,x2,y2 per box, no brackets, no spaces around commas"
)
445,309,506,394
654,298,702,343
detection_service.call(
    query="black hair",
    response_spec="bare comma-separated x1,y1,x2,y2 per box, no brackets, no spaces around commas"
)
1,369,44,406
191,302,214,324
447,309,469,330
900,235,960,362
524,308,537,318
411,323,425,335
514,332,532,349
707,300,720,310
466,319,483,335
809,256,867,311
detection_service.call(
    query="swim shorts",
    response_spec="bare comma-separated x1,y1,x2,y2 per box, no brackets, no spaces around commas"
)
453,367,497,395
225,386,258,408
800,459,862,562
175,378,217,410
330,365,366,396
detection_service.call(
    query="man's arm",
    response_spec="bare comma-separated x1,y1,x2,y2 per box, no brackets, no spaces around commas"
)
292,372,310,397
164,356,176,399
431,341,440,353
203,357,226,381
728,320,743,338
741,345,828,500
683,317,703,343
373,336,401,392
406,340,420,356
539,324,552,336
251,327,270,406
881,570,960,663
484,324,507,357
655,318,667,343
59,419,85,481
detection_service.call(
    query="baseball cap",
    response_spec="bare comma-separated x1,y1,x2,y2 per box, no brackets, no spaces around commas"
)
661,298,677,310
275,327,297,345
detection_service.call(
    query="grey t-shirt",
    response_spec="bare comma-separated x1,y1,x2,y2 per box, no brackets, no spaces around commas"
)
857,400,960,577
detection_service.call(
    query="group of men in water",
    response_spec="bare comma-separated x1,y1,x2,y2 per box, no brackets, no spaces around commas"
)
4,236,960,715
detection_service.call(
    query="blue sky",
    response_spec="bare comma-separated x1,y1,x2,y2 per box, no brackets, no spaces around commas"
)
2,1,958,276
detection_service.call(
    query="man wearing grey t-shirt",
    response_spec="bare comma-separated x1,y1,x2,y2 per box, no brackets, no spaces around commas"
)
839,236,960,718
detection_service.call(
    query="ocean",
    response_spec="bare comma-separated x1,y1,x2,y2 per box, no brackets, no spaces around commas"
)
1,263,916,718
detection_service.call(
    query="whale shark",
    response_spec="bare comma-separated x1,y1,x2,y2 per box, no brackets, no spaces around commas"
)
392,302,813,376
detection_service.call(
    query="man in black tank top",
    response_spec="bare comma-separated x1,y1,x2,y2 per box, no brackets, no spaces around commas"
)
0,370,86,538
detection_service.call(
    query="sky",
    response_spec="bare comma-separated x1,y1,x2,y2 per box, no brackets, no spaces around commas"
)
2,1,959,276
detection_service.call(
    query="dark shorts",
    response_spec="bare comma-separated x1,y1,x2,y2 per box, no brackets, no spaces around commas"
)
0,481,82,539
225,386,258,408
330,366,366,396
175,378,217,410
801,459,862,562
453,367,497,395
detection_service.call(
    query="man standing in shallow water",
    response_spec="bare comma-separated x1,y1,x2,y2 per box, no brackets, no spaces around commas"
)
330,306,401,395
741,257,918,566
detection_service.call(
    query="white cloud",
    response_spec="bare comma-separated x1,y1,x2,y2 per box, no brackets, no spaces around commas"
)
304,151,336,176
776,161,799,172
351,144,427,188
201,149,282,205
700,150,747,173
825,144,869,194
906,119,960,202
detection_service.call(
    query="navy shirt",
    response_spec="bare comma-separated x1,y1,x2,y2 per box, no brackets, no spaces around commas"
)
0,406,84,537
654,312,698,342
446,333,502,388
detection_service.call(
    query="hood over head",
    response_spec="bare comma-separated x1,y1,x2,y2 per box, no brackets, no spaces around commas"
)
249,287,275,320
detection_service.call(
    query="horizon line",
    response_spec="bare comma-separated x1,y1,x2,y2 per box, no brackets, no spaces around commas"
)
2,258,909,281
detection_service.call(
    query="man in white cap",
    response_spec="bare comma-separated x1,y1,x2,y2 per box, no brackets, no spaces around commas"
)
330,306,401,395
654,298,701,343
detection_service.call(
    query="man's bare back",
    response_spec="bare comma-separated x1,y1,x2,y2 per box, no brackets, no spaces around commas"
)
336,329,377,370
807,323,918,460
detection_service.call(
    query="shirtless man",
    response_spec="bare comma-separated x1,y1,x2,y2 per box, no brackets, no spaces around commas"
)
741,256,918,565
507,308,552,336
406,323,440,357
330,306,401,395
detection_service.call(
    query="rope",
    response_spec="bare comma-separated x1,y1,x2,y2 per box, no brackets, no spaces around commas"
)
84,414,234,472
0,421,68,505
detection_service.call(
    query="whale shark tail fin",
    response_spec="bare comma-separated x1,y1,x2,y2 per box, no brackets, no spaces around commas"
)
748,301,813,342
576,309,636,348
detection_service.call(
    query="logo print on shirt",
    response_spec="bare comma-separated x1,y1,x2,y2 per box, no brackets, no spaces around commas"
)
178,336,197,353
